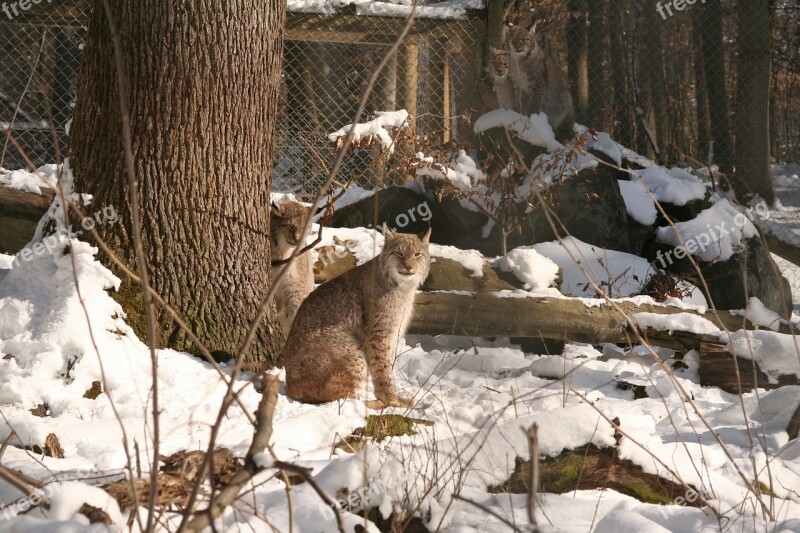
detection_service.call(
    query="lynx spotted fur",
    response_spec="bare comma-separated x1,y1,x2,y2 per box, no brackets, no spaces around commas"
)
284,227,431,408
270,200,314,336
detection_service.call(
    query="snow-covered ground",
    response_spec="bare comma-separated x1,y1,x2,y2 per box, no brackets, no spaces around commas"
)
1,218,800,531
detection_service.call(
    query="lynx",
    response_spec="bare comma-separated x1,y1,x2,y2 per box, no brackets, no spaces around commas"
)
501,21,575,141
284,227,431,409
270,200,314,336
489,45,517,111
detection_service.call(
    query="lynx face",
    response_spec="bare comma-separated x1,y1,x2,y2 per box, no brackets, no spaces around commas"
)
489,46,510,77
507,23,536,55
382,227,431,286
270,200,307,249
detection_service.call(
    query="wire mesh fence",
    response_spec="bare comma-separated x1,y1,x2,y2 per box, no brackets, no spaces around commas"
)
1,0,800,287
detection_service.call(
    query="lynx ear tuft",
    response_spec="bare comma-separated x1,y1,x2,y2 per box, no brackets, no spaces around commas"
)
384,224,398,239
419,226,432,244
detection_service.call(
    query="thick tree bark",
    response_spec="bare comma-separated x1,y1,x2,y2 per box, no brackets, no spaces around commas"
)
733,0,774,203
699,0,734,175
70,0,286,370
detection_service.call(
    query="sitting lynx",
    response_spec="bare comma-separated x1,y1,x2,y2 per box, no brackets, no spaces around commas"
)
284,227,431,408
270,200,314,336
502,21,575,141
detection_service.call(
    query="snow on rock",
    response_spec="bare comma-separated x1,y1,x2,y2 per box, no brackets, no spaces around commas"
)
328,110,409,152
655,199,757,262
730,297,783,332
632,165,707,206
725,330,800,380
494,246,560,290
429,244,484,277
0,165,58,194
585,130,623,166
532,236,653,298
618,179,658,225
416,149,484,192
318,186,376,213
629,312,720,335
474,109,562,152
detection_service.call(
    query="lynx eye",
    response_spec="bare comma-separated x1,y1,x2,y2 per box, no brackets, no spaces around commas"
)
414,253,422,258
392,251,403,257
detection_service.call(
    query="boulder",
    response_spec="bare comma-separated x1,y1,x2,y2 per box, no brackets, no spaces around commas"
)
647,236,793,316
330,186,433,235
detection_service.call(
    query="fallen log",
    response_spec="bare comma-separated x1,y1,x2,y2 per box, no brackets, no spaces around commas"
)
407,292,799,391
0,183,53,254
407,292,793,340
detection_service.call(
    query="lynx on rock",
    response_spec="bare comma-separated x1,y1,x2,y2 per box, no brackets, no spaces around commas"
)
270,200,314,336
284,227,431,409
499,21,575,141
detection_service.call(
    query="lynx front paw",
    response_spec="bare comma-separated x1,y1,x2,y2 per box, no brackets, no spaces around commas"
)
364,395,414,410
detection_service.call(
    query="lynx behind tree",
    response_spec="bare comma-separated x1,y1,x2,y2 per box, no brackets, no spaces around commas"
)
284,227,431,409
270,200,314,336
496,21,575,141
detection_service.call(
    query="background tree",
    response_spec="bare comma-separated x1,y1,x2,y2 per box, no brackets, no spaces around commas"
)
699,0,734,175
70,0,286,370
733,0,774,203
566,0,589,123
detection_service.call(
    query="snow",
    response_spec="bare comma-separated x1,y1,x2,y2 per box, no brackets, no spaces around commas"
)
655,199,758,262
632,165,707,206
474,109,563,152
725,330,800,380
0,165,58,194
287,0,484,19
618,179,658,225
2,188,800,530
416,149,485,193
494,246,560,290
429,244,484,277
731,297,784,332
532,236,654,298
585,130,623,166
328,110,409,152
629,312,720,335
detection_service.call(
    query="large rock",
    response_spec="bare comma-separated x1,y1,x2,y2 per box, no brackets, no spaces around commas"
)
647,236,793,316
330,186,434,236
481,160,646,257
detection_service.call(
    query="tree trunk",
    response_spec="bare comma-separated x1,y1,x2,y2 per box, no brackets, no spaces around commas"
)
692,6,711,165
733,0,774,203
638,0,668,164
567,0,589,124
699,0,734,175
608,0,633,148
70,0,286,370
586,0,607,130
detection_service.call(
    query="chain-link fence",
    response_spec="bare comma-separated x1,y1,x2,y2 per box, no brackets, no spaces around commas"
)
274,8,486,195
2,0,800,288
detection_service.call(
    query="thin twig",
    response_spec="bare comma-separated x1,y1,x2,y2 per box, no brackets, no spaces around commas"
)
185,375,280,532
